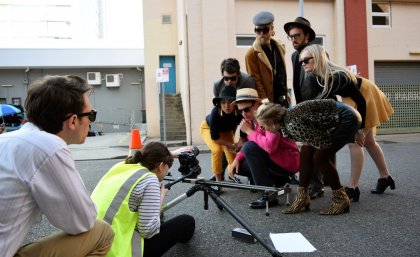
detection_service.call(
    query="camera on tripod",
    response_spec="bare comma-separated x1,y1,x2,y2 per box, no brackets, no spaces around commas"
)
177,147,201,178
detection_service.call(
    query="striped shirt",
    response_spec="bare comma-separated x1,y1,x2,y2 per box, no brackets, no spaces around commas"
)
129,174,161,239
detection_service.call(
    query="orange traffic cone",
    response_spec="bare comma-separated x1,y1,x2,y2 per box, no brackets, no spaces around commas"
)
128,129,142,156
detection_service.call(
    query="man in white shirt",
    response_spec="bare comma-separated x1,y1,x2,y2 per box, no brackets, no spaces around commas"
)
0,75,114,257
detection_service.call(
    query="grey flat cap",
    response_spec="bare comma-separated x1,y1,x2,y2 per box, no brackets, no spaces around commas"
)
253,11,274,26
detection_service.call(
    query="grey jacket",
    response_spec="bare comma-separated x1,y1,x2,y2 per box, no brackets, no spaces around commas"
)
213,72,256,97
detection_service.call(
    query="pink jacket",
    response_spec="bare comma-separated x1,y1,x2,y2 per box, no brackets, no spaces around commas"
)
236,123,300,173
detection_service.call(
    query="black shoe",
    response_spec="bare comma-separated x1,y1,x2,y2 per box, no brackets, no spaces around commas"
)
309,187,324,200
289,174,300,185
228,176,242,184
345,186,360,202
249,194,278,209
371,176,396,194
209,175,224,181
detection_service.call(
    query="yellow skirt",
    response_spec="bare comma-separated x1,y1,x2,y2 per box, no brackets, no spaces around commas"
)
343,78,394,129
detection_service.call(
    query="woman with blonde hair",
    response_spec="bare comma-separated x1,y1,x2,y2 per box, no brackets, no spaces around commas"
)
300,44,395,201
256,98,361,215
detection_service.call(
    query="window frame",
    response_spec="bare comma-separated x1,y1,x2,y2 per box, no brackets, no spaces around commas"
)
372,2,392,27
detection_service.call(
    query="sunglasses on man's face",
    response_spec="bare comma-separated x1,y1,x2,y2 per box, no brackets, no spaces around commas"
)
64,109,97,122
238,106,253,114
299,57,314,65
254,26,270,35
223,76,238,82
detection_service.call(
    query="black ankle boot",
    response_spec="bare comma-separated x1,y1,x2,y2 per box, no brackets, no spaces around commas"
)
371,176,396,194
345,186,360,202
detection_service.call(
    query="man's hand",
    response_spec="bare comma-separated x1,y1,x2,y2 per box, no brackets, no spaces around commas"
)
171,146,193,157
239,119,253,135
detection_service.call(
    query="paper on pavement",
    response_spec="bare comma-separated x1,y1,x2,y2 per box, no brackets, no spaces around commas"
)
270,232,316,253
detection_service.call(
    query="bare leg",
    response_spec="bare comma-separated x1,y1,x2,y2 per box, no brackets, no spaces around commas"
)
364,129,390,178
347,143,364,188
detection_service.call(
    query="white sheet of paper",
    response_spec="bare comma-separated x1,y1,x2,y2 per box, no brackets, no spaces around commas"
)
270,232,316,253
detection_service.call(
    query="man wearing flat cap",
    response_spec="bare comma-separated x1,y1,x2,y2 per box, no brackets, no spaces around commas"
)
245,11,289,107
284,17,327,199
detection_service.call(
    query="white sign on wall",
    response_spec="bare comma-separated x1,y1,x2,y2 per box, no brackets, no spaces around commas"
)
156,68,169,83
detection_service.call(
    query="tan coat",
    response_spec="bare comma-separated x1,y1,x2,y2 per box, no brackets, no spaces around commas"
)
245,38,287,103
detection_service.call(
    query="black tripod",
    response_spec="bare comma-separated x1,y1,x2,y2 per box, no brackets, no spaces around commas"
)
163,173,291,257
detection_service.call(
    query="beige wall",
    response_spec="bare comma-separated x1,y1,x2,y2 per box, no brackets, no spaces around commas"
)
143,0,179,138
367,0,420,80
185,0,342,144
144,0,420,144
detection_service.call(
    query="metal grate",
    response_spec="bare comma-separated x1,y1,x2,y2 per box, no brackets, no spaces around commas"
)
377,84,420,134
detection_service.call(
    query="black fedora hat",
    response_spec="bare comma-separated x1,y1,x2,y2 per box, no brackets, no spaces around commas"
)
284,17,316,42
212,86,237,106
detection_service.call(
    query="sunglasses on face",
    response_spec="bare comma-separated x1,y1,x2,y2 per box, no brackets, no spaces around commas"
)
299,57,313,65
64,109,97,122
287,33,302,41
254,26,270,35
238,106,253,114
223,76,238,82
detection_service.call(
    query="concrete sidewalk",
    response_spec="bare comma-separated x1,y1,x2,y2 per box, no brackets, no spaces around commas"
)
69,131,420,161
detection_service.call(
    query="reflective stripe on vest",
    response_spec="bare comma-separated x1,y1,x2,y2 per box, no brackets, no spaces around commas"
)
91,162,152,257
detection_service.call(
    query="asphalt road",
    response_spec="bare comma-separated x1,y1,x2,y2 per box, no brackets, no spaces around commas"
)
25,141,420,257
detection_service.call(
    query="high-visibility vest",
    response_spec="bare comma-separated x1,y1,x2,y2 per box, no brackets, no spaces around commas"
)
91,162,153,257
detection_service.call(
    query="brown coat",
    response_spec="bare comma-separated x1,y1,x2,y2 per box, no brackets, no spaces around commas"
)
245,38,287,102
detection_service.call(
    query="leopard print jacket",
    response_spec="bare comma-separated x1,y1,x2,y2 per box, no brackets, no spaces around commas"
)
280,99,340,149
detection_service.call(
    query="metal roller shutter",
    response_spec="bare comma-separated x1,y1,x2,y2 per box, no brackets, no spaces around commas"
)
374,62,420,133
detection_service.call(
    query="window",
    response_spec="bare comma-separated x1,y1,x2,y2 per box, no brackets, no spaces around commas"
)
372,2,391,27
12,98,22,105
236,35,255,47
0,98,6,104
312,36,325,46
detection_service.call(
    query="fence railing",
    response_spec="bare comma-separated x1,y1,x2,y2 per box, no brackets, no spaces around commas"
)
377,84,420,134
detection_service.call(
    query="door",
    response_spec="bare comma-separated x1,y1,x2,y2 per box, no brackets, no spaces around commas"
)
159,56,176,94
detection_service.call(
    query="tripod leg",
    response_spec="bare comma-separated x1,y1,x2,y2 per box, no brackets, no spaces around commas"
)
204,191,209,210
208,190,282,257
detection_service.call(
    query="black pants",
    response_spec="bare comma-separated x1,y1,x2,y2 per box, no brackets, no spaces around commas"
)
237,141,293,187
143,214,195,257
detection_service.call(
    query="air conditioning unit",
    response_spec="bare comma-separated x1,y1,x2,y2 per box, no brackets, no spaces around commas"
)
105,74,120,87
87,72,101,85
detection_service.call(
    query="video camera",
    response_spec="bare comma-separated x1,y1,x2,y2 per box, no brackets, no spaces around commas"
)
177,146,201,177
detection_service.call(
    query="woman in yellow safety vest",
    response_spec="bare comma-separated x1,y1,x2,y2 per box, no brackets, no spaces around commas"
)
92,141,195,257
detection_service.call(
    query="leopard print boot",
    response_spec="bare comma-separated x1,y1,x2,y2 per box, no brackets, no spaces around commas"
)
320,187,350,215
282,187,310,214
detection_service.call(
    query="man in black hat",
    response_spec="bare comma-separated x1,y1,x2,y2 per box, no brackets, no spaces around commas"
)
284,17,327,199
284,17,319,103
245,11,288,107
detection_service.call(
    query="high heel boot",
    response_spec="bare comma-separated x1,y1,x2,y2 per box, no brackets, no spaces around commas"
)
371,175,396,194
345,186,360,202
320,187,350,215
282,187,310,214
